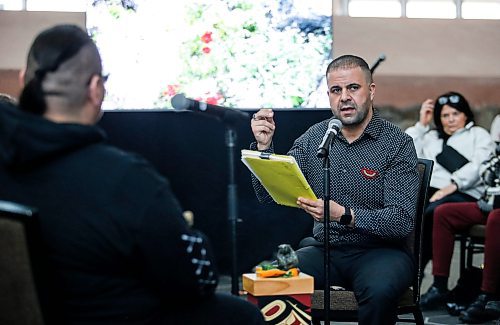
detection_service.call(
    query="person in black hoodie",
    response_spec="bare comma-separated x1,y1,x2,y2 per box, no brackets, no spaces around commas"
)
0,24,264,325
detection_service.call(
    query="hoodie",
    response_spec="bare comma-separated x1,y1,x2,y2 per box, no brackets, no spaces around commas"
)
0,103,218,324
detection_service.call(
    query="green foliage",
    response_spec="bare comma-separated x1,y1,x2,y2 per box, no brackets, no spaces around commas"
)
158,0,331,108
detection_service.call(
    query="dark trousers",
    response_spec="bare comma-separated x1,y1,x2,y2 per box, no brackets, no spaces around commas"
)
296,245,413,325
159,293,265,325
70,293,265,325
433,203,500,294
421,188,477,271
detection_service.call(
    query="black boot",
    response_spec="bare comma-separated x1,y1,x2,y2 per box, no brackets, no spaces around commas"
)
420,286,449,310
459,294,498,324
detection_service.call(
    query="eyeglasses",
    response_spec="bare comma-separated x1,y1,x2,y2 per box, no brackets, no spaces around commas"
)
438,95,460,105
100,73,109,83
87,73,109,85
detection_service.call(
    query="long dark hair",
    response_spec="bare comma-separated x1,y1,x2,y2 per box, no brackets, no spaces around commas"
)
18,25,94,115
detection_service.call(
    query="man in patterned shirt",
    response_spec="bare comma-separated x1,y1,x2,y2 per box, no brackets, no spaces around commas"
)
250,55,419,324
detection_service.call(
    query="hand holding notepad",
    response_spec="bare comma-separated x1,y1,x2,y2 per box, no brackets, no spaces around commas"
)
241,149,317,208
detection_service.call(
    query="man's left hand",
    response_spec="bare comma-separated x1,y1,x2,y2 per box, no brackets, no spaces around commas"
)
297,197,344,222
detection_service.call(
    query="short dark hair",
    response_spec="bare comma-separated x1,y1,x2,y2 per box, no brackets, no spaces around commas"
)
19,24,100,115
325,55,372,83
433,91,474,138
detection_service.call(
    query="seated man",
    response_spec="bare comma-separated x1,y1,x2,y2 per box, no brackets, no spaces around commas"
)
0,24,264,325
250,55,419,325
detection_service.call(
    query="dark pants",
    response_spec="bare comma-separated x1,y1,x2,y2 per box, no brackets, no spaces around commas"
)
159,293,265,325
421,189,477,271
296,245,413,325
433,203,500,294
70,293,265,325
162,294,265,325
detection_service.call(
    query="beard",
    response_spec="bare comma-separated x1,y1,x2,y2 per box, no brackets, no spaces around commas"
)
335,101,371,126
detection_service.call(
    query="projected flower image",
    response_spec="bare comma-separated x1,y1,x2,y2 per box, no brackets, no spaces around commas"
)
158,0,332,109
88,0,331,109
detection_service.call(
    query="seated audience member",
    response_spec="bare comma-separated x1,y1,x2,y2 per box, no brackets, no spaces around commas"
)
406,92,494,273
251,55,419,325
420,148,500,323
0,24,264,324
491,114,500,143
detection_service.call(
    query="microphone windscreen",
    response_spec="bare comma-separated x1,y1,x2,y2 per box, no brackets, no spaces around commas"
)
329,118,343,131
171,93,188,110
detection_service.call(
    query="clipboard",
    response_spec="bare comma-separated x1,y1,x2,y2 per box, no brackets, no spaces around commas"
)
241,149,317,208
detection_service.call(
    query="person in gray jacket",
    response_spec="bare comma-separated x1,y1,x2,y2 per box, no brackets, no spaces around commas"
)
405,91,494,294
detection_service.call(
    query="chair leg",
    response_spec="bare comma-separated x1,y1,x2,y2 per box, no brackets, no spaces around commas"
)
466,240,474,269
413,307,425,325
459,235,466,277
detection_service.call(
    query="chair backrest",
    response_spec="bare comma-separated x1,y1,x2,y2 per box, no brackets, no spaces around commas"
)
412,158,434,302
0,200,44,325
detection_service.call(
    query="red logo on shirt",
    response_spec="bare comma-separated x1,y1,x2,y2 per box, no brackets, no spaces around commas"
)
361,168,379,179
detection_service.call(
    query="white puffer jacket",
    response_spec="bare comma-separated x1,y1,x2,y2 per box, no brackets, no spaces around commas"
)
406,121,495,199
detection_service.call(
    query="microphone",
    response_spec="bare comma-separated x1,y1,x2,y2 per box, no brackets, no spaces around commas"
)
370,54,386,74
171,93,249,123
317,119,343,158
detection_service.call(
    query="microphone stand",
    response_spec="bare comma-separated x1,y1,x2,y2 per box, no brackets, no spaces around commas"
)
221,109,249,296
225,125,240,296
321,154,331,323
318,124,338,323
175,104,248,296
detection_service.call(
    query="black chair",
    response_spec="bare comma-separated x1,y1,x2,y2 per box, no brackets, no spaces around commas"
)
457,224,485,277
304,158,434,324
0,200,46,325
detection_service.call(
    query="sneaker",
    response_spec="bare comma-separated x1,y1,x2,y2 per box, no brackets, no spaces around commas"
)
420,286,449,310
459,294,497,324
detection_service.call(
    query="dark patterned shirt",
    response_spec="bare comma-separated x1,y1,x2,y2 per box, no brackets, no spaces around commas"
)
251,110,419,247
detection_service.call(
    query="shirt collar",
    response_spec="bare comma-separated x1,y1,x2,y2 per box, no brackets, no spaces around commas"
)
338,108,382,142
363,109,383,139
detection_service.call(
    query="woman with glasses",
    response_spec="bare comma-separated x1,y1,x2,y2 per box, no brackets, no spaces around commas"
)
405,91,495,304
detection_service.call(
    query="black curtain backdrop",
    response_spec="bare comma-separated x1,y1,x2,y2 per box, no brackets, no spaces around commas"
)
98,108,332,274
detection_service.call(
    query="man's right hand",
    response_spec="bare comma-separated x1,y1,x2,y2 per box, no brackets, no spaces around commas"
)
251,109,275,150
419,98,434,127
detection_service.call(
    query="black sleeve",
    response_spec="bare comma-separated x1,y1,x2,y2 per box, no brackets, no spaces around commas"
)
124,160,218,303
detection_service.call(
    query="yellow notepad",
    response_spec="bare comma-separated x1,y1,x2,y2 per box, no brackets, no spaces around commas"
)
241,149,317,208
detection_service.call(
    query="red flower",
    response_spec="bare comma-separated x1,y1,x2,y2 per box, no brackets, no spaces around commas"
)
202,47,211,54
201,31,213,44
206,97,219,105
205,93,224,105
165,84,180,97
